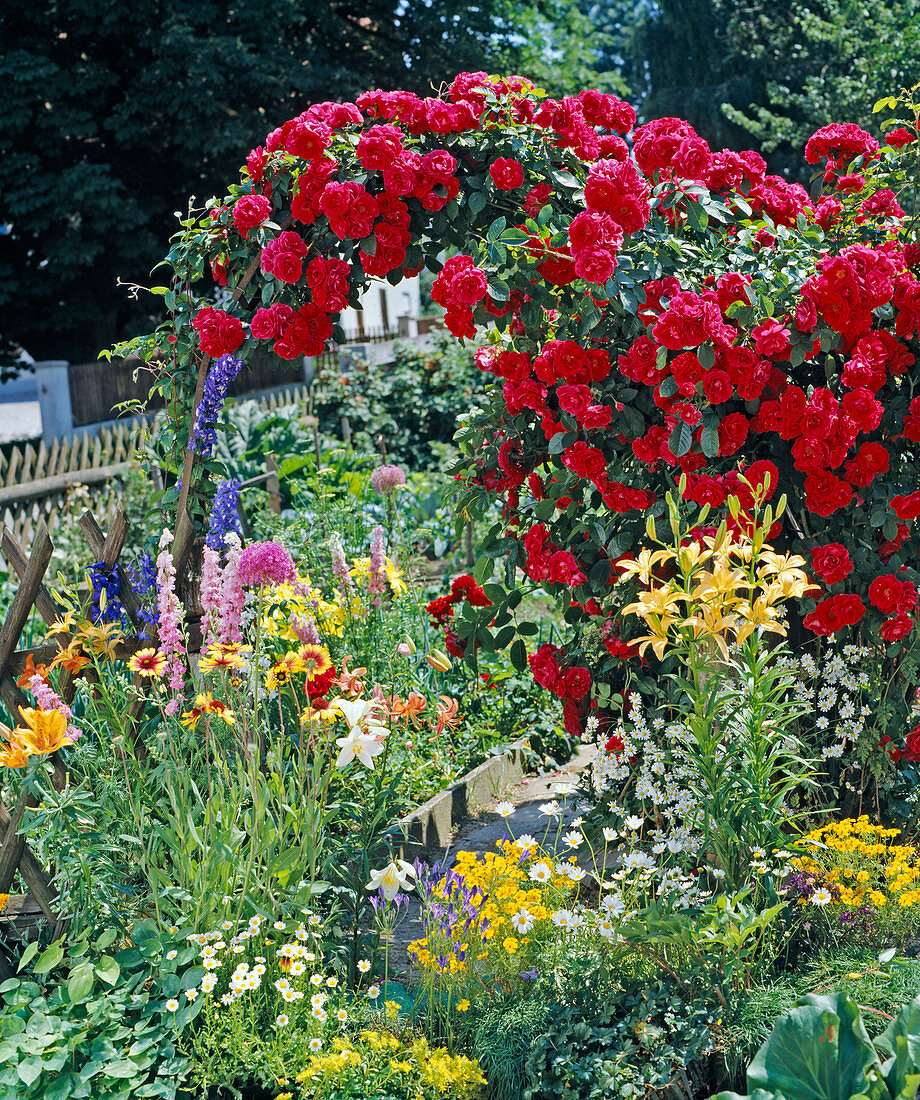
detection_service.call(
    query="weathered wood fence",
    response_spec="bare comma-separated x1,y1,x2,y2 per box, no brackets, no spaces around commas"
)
0,506,152,973
1,385,310,545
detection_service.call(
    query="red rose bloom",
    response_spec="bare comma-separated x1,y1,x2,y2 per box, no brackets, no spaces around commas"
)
869,574,917,615
490,157,525,190
811,543,853,586
232,193,273,238
880,614,914,642
891,491,920,521
192,307,245,357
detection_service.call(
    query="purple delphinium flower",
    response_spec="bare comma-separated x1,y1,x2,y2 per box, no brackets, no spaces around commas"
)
126,551,159,629
89,561,124,624
206,477,242,552
190,354,244,456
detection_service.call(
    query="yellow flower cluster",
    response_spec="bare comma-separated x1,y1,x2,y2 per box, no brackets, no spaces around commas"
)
409,841,573,975
296,1031,486,1099
620,526,816,661
261,579,346,642
796,816,920,910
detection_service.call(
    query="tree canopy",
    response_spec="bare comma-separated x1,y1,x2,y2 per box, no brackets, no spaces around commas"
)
0,0,597,364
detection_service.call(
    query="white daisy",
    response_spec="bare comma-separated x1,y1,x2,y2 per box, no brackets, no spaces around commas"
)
529,861,552,883
511,909,536,934
495,801,515,817
811,888,832,906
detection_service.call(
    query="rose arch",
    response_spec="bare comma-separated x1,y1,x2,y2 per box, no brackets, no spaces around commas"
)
122,73,920,756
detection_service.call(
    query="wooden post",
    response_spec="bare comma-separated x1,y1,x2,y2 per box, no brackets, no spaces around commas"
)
266,454,281,515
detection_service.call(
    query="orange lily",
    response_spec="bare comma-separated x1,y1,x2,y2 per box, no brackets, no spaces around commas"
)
16,653,50,688
13,707,72,755
390,692,427,726
335,656,366,696
0,738,31,768
52,644,91,674
434,695,461,737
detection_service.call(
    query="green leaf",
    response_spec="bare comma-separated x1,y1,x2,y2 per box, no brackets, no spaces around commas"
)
486,216,507,241
509,639,527,672
18,1056,43,1086
102,1060,141,1078
873,96,898,113
468,191,487,216
669,421,693,458
17,942,39,973
685,200,709,233
697,344,715,370
747,993,884,1100
67,963,95,1004
33,944,64,975
95,956,121,986
700,424,720,458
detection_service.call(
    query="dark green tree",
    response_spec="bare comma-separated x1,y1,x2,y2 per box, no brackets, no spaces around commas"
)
0,0,600,365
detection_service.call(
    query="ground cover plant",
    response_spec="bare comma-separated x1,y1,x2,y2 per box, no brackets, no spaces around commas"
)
5,68,920,1098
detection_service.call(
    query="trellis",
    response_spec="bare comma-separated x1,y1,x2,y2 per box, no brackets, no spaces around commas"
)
0,504,157,976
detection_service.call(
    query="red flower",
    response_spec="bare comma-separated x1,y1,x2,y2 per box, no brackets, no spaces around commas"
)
803,593,866,635
903,725,920,761
868,575,917,615
192,307,245,358
605,733,625,755
804,470,853,518
880,614,914,642
489,157,525,190
891,492,920,521
811,543,853,586
232,194,273,238
752,317,792,360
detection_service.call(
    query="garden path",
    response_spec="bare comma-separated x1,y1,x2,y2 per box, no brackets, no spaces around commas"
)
382,742,596,980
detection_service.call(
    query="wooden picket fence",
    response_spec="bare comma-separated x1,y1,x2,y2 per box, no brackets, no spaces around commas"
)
0,384,312,546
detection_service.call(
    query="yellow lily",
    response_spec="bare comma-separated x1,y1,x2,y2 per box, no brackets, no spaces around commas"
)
616,548,672,587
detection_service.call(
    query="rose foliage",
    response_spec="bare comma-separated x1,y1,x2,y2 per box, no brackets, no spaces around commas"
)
120,75,920,744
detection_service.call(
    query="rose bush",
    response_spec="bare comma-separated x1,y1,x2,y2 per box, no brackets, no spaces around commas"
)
119,74,920,762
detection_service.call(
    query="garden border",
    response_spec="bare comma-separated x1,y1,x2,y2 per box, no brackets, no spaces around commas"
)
388,735,530,860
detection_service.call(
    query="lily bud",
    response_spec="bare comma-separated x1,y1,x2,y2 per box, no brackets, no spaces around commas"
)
427,649,452,672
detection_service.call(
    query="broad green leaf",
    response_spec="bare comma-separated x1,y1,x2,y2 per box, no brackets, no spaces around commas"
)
747,993,884,1100
669,420,693,458
33,944,64,975
94,957,121,987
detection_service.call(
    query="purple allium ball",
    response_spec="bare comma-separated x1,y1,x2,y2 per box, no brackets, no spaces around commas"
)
371,464,406,497
236,541,296,587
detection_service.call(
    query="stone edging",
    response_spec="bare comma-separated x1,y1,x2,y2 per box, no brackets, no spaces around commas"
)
386,737,530,860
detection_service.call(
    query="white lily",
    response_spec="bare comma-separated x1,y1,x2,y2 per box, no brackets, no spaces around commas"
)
330,696,387,738
335,729,385,769
366,859,415,900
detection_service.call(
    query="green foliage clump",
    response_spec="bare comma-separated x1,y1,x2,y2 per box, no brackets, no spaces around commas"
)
0,923,189,1100
313,332,489,470
715,990,920,1100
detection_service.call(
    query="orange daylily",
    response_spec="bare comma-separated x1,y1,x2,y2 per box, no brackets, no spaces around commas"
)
52,644,91,675
390,692,427,726
16,653,50,688
0,738,31,768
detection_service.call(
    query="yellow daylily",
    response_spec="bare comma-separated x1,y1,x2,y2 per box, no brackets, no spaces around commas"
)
678,604,739,660
74,621,125,659
633,614,679,660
